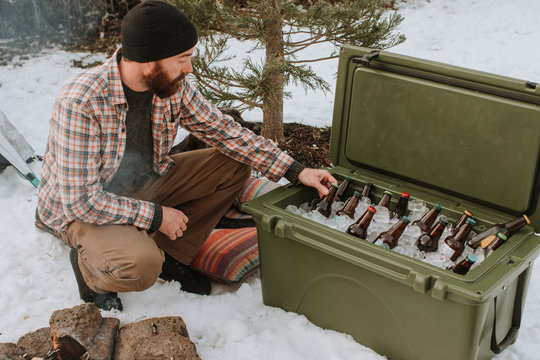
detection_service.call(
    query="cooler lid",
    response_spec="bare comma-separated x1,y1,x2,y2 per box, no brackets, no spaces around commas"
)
330,45,540,228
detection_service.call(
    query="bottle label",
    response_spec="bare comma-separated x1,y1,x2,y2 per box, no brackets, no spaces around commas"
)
439,242,455,261
374,239,390,249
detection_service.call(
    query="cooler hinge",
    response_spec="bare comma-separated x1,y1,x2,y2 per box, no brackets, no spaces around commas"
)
353,50,381,67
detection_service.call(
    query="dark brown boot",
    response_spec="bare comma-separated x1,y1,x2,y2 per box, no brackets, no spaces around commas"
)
69,248,123,311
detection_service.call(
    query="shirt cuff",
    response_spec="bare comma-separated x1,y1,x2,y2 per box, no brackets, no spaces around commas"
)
149,203,163,233
284,160,306,184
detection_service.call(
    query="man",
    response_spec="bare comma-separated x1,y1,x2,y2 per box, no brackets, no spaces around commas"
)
36,0,337,311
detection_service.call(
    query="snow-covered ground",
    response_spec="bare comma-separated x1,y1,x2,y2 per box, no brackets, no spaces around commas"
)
1,1,540,359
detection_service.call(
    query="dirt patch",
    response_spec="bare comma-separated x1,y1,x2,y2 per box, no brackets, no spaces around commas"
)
280,123,332,169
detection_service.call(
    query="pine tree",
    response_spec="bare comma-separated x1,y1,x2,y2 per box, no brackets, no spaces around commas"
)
167,0,405,143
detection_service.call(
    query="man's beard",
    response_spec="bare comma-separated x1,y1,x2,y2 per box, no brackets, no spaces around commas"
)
142,62,186,99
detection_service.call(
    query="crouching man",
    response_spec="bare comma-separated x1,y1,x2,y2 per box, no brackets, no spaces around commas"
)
35,0,336,311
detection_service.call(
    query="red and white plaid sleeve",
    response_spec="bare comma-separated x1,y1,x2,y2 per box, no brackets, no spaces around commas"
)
178,79,294,181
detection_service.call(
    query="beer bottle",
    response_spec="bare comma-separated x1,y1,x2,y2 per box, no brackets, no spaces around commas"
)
484,232,508,257
391,192,410,219
468,214,530,248
373,216,411,249
360,182,373,204
440,218,476,262
415,215,448,252
378,191,393,209
451,210,473,235
316,183,339,218
337,176,353,201
412,203,443,233
452,254,477,275
347,206,377,240
336,191,362,219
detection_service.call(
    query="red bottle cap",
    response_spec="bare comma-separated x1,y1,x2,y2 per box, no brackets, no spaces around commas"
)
401,192,410,198
368,206,376,213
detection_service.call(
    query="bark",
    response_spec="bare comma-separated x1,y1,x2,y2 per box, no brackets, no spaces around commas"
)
261,2,285,144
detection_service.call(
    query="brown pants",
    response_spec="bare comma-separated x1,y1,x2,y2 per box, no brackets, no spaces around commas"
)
61,148,251,294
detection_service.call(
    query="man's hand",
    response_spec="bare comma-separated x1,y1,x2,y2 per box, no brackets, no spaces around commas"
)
159,206,189,240
297,168,338,198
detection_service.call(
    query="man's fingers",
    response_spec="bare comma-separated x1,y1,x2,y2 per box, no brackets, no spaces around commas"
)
181,212,189,224
317,183,330,196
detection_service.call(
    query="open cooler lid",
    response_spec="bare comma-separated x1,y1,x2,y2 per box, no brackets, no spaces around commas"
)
330,45,540,229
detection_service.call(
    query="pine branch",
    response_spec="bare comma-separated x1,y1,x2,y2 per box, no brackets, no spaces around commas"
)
289,55,338,64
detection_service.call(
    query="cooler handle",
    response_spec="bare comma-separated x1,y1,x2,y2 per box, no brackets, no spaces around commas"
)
490,269,526,354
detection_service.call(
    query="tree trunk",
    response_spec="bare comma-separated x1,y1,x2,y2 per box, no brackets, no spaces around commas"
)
261,2,285,144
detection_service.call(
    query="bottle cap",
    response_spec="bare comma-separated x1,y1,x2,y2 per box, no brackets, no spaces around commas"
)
345,176,353,181
402,216,411,224
383,190,392,196
368,206,377,213
523,214,531,224
466,254,477,264
497,232,508,241
331,183,339,188
353,191,362,197
434,203,443,211
464,210,473,217
365,182,373,187
401,191,410,198
466,218,476,226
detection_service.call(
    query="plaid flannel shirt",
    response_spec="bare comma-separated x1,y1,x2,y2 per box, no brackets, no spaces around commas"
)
37,50,294,233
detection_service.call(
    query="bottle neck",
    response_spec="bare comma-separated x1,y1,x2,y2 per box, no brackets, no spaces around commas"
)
505,216,527,234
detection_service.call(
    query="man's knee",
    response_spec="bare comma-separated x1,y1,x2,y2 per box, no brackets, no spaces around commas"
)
109,245,165,292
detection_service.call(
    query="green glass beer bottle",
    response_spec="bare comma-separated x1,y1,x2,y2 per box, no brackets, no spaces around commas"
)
452,254,477,275
316,183,339,218
412,203,443,233
347,206,377,240
373,216,411,249
337,191,362,219
440,218,476,262
415,216,448,252
390,191,410,219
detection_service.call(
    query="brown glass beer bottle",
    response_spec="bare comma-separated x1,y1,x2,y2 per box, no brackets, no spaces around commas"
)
412,203,443,233
415,215,448,252
347,206,377,240
360,182,373,204
378,191,393,209
451,210,473,235
440,217,476,262
337,176,353,201
373,216,411,249
337,191,362,219
484,232,508,257
468,214,530,248
452,254,477,275
316,183,339,218
391,192,410,219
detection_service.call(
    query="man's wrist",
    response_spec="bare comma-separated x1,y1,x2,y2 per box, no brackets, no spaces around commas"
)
284,160,306,184
149,203,163,233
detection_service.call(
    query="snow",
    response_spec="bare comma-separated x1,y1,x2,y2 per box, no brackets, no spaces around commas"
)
1,1,540,359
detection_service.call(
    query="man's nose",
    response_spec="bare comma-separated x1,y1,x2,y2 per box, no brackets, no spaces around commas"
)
183,59,193,74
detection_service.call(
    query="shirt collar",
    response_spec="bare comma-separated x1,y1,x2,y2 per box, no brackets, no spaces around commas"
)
108,48,127,106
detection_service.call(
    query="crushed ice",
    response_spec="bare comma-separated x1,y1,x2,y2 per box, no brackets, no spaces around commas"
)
286,198,486,272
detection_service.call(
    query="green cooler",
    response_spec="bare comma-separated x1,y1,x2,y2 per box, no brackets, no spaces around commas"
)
242,45,540,360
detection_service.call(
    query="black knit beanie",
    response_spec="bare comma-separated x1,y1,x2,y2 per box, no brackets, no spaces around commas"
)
121,0,198,63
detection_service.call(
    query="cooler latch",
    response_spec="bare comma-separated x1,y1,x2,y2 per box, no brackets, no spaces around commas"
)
353,50,381,66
